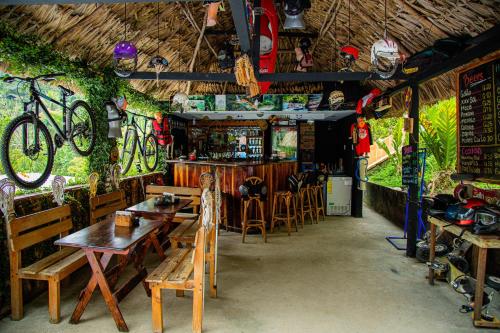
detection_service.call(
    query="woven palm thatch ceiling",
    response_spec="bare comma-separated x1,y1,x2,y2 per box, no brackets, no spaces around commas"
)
0,1,499,107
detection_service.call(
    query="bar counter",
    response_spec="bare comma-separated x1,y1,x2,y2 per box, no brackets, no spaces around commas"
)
167,160,298,231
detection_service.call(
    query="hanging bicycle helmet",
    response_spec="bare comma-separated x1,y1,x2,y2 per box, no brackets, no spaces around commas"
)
328,90,344,110
283,0,308,30
339,45,359,71
172,92,190,112
113,41,138,78
371,38,401,79
218,41,235,70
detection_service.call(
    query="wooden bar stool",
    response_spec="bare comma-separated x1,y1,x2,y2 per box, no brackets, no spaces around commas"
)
298,185,315,226
312,184,326,222
271,191,298,235
240,177,267,243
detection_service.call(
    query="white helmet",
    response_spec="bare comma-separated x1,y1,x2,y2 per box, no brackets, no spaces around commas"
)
371,38,400,79
328,90,344,110
172,92,190,112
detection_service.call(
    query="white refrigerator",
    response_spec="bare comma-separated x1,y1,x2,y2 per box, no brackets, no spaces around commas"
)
325,176,352,216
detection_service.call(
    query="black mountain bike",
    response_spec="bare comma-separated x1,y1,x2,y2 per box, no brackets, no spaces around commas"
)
1,73,96,189
120,111,158,175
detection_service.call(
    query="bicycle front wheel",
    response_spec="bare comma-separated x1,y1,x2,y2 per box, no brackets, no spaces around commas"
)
1,114,54,189
67,100,96,156
143,133,158,172
120,127,137,175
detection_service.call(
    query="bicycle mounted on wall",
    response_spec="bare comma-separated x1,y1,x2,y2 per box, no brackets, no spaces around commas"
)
1,73,96,189
120,110,159,175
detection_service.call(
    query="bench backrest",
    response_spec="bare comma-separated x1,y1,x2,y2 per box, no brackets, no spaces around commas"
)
90,190,126,225
7,205,73,253
146,185,201,213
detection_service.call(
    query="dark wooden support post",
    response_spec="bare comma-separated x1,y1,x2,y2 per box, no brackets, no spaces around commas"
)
406,81,420,258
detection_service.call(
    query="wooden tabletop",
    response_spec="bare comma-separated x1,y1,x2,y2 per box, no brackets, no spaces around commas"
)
55,218,163,251
428,216,500,249
126,198,192,216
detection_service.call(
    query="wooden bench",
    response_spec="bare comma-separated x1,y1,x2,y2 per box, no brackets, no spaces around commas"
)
6,204,88,323
147,189,217,333
89,190,127,225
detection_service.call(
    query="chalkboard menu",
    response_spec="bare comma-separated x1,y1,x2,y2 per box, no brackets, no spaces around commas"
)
402,145,418,185
457,56,500,181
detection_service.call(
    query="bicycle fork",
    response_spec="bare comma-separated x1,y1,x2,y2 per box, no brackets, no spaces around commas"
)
22,102,41,156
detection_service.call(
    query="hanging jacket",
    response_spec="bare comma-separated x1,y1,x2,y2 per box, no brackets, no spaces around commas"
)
152,117,172,146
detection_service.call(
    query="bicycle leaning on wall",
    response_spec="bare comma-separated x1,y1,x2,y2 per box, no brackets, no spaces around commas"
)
0,73,96,189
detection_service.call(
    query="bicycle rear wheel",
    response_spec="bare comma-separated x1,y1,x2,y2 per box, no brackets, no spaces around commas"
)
67,100,96,156
1,114,54,189
143,133,158,172
120,127,137,175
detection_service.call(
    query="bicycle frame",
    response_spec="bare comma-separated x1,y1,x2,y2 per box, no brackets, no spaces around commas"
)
127,113,153,157
22,82,69,153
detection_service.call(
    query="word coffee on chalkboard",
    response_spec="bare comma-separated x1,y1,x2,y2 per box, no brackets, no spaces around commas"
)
457,56,499,181
402,145,418,185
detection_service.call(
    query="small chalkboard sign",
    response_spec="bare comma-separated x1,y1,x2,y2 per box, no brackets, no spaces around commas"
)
457,55,499,182
402,145,418,185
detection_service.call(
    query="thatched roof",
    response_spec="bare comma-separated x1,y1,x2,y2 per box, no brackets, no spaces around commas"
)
0,1,498,107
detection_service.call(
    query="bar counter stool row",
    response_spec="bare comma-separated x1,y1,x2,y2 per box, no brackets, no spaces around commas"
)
242,172,327,243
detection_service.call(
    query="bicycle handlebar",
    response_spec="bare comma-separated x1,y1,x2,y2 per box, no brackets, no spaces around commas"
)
3,73,66,84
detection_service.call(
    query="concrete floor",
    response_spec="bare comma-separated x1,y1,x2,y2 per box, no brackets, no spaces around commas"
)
1,206,498,333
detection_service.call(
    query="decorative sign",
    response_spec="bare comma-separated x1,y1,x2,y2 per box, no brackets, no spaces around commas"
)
457,56,499,181
172,94,324,112
402,145,418,185
300,122,315,163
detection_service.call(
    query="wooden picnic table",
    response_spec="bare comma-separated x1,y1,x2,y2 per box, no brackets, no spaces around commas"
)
55,218,163,332
126,197,192,220
428,216,500,329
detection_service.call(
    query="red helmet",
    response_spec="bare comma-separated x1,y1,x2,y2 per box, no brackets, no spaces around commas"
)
340,45,359,61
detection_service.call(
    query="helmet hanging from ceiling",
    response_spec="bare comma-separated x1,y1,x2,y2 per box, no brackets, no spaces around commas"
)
371,38,400,79
371,0,401,79
218,41,236,70
113,41,138,78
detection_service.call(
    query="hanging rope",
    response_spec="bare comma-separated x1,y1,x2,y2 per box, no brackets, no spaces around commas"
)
347,0,351,45
124,3,127,40
157,1,160,55
384,0,388,39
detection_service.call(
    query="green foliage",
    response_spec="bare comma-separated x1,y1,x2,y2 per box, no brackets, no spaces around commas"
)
369,98,464,195
0,21,165,186
376,118,406,175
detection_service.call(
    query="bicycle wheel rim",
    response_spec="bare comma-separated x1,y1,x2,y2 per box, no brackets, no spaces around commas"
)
3,117,53,188
69,102,95,155
143,134,158,171
120,128,136,174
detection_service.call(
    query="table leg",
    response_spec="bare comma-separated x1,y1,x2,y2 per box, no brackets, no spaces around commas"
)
150,231,166,260
70,252,113,325
474,247,487,323
85,249,129,332
428,223,436,285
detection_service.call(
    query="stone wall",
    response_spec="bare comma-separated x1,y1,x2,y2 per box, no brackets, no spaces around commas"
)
0,172,162,317
364,182,407,228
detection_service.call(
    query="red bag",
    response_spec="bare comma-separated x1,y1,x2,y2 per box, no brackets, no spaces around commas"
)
152,116,172,146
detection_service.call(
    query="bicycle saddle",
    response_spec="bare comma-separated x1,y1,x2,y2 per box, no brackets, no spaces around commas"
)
58,85,74,96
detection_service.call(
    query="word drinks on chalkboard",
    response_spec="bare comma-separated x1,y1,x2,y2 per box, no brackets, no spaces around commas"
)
457,57,499,181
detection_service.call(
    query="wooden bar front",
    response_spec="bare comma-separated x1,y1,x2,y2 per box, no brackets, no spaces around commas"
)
169,160,298,232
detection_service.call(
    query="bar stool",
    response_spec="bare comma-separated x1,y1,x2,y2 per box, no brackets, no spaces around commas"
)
271,191,298,235
298,185,315,226
240,176,267,243
312,183,326,222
